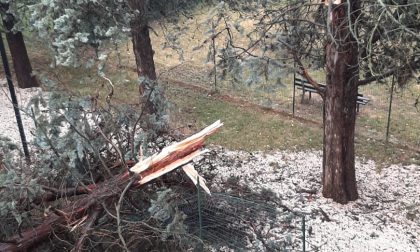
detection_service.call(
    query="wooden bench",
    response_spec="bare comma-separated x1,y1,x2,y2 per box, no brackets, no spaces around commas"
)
293,76,369,113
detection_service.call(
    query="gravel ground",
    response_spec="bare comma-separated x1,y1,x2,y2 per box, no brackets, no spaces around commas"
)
196,148,420,252
0,82,41,144
1,82,419,251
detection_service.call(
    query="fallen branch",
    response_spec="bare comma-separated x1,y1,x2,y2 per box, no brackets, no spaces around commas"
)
33,185,94,204
71,206,102,252
318,207,332,222
296,187,318,194
0,120,223,252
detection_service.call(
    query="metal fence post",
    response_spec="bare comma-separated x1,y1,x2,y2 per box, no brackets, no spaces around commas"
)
292,62,296,116
212,37,217,92
302,215,306,252
197,177,203,238
386,76,395,142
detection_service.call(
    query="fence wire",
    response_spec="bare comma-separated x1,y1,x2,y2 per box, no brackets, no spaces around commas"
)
174,190,305,252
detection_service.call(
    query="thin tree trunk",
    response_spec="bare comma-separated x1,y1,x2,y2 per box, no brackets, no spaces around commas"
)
1,3,39,89
128,0,158,114
322,1,360,204
131,23,157,82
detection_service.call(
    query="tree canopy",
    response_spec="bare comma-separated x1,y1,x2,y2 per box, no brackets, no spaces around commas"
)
202,0,419,87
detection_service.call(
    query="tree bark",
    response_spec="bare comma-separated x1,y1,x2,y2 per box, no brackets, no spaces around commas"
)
128,0,158,114
131,23,157,82
1,3,39,89
322,1,360,204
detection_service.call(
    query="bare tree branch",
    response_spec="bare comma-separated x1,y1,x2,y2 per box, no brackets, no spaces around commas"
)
293,53,325,99
358,59,420,86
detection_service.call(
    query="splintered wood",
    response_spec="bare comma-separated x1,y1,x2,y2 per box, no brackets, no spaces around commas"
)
130,120,222,191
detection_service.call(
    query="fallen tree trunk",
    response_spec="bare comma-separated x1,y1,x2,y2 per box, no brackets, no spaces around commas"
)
0,120,223,252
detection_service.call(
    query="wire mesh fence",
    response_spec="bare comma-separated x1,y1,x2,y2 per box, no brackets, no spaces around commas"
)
171,179,308,252
175,181,402,252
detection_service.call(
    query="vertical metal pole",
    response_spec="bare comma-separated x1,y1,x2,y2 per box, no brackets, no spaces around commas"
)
197,177,203,251
301,80,306,103
0,33,30,162
212,37,217,92
197,177,203,239
302,215,306,252
292,64,296,116
386,76,395,143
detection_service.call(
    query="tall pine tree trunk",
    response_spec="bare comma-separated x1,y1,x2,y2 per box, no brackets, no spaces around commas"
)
322,1,360,204
1,3,39,89
128,0,158,114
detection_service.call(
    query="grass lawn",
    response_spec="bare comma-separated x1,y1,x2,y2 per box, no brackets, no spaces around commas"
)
4,30,418,167
165,82,419,166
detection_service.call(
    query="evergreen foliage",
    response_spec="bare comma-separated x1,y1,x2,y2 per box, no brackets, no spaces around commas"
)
0,0,27,32
27,0,210,67
0,78,165,240
201,1,419,87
